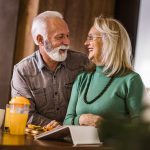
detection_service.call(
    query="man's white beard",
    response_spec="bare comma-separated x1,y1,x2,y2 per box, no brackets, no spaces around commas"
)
44,40,69,62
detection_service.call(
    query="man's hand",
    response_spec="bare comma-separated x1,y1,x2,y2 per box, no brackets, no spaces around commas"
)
44,120,61,131
79,114,103,127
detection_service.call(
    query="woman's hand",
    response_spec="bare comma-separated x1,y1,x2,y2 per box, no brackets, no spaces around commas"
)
79,114,103,127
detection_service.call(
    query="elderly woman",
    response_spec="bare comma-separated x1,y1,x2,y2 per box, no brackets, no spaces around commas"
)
64,16,144,127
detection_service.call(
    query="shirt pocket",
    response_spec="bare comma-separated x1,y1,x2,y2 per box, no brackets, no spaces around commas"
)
31,88,47,109
64,81,73,89
63,80,74,102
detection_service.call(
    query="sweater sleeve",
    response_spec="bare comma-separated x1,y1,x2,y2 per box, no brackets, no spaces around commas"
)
63,75,82,125
126,74,144,121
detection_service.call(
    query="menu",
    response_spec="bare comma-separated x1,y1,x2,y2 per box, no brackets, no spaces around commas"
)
34,125,102,146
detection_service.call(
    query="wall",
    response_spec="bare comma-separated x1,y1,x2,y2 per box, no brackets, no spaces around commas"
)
134,0,150,88
0,0,19,108
115,0,140,57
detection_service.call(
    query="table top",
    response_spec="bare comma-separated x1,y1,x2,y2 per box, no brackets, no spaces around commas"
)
0,129,112,150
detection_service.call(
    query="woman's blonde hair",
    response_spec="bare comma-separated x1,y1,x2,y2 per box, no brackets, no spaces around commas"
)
92,16,133,77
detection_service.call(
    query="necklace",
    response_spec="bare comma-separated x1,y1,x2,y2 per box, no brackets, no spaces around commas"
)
83,73,114,104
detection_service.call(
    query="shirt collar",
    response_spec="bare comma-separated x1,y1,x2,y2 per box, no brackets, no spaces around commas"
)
36,50,46,70
95,66,103,73
36,50,66,70
61,60,67,67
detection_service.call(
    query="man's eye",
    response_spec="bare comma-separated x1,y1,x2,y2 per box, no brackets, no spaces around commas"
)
55,34,70,40
66,34,70,38
55,35,63,40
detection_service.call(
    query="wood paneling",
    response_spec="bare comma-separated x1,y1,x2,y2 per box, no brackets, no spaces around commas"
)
38,0,67,15
14,0,39,64
0,0,19,108
64,0,115,53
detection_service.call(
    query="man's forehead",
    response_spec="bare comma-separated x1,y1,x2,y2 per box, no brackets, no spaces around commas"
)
48,18,68,28
47,18,69,35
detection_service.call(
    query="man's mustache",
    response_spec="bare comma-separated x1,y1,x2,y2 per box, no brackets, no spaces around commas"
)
59,45,69,50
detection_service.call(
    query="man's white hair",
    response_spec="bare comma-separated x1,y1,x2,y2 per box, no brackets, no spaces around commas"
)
31,11,63,45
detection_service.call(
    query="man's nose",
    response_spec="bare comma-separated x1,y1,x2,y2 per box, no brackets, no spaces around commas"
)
62,36,70,45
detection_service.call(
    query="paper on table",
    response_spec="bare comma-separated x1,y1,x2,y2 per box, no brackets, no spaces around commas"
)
69,125,101,146
34,125,102,146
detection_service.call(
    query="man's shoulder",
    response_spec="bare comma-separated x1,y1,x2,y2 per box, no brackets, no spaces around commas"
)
15,52,36,66
14,51,39,75
66,50,89,70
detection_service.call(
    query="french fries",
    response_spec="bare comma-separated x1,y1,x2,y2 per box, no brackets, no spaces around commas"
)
26,124,44,135
43,125,54,131
26,124,54,135
27,124,43,130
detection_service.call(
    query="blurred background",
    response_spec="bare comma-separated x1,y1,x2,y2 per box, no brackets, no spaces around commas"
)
0,0,149,109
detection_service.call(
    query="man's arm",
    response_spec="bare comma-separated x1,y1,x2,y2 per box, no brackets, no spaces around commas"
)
11,66,51,126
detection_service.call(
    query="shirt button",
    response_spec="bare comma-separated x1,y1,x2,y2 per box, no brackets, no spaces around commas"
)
55,92,58,95
53,75,56,78
56,108,60,111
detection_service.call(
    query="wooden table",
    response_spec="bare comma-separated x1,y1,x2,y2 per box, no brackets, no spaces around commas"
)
0,130,112,150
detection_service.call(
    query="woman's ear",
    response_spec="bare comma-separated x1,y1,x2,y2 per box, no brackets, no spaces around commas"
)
37,35,44,45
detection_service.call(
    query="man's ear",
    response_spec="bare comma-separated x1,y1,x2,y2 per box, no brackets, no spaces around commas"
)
37,35,44,45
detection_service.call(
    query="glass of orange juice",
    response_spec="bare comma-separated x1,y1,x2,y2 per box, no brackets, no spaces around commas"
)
9,97,30,135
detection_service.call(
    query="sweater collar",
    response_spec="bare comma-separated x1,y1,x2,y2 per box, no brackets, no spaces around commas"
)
95,66,104,73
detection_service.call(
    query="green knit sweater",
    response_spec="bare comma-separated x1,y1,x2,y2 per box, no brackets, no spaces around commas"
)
64,66,144,125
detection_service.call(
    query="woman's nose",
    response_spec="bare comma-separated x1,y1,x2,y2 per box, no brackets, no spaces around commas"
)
84,39,89,46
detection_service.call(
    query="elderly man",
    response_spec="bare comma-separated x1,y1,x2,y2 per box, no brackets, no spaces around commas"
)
11,11,88,127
